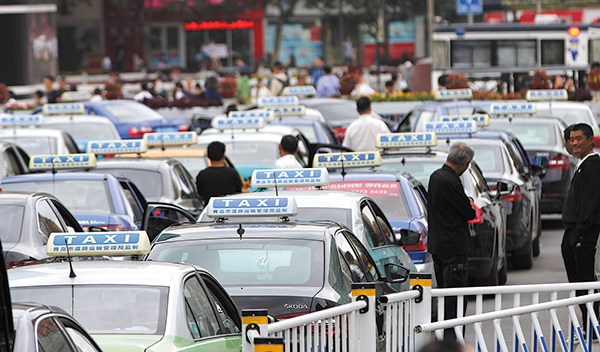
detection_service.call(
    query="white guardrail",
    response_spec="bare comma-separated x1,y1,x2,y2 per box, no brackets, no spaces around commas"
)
241,274,600,352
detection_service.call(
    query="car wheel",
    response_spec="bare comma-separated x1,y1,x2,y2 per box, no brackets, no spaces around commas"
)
511,234,533,270
498,257,507,285
533,213,541,258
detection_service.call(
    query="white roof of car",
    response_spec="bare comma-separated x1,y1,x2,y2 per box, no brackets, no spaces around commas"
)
197,131,287,145
8,261,196,287
227,190,364,210
42,115,114,125
0,128,65,138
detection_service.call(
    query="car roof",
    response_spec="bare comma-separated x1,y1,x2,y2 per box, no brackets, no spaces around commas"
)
2,172,110,183
118,147,206,159
84,99,139,107
8,261,197,287
159,221,333,242
0,128,65,137
42,115,113,124
226,190,365,209
96,158,171,171
329,173,400,182
301,98,355,106
198,131,285,144
0,192,43,205
533,101,592,110
489,116,564,124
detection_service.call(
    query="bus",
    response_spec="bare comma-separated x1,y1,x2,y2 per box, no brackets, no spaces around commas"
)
432,22,600,91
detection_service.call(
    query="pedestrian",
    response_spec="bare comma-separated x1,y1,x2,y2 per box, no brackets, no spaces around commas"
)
204,76,222,104
195,141,242,205
310,56,324,86
250,78,271,104
343,36,355,65
562,123,600,334
42,75,59,103
102,55,112,74
269,61,288,96
563,124,575,156
33,90,45,106
172,82,187,101
133,82,153,102
350,75,376,97
275,135,303,169
427,142,476,342
236,71,251,105
342,97,390,151
90,88,103,102
316,65,340,98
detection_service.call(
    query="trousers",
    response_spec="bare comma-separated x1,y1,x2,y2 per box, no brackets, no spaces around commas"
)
433,253,469,342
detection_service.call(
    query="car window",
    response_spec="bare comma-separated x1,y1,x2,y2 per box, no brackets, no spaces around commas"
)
334,232,368,282
103,102,164,122
63,133,80,153
37,200,65,241
1,136,58,155
172,164,197,200
360,203,387,248
343,231,379,282
122,188,143,224
470,144,506,175
508,138,531,175
3,148,22,176
328,240,353,298
37,317,73,352
491,121,557,147
201,275,240,335
368,201,396,244
535,108,595,127
99,169,163,199
184,276,220,339
59,317,101,352
46,122,117,140
414,110,435,132
293,207,352,226
413,186,428,218
0,205,24,244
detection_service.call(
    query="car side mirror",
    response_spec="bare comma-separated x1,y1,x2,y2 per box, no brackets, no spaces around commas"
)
399,229,420,246
495,181,513,200
530,164,546,178
384,263,410,283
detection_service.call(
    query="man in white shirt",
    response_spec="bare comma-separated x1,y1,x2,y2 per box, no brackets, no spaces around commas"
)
275,135,303,169
133,82,153,102
342,97,390,151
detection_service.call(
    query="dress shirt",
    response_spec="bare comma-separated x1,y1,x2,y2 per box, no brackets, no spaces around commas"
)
342,114,390,151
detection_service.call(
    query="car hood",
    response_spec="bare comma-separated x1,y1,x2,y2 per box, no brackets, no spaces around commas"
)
93,334,163,352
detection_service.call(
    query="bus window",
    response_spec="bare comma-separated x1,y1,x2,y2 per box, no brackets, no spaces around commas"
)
451,41,491,68
433,41,449,69
590,39,600,64
497,40,536,66
542,40,564,65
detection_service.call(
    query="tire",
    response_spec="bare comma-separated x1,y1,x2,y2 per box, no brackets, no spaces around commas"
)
533,213,542,258
512,234,533,270
498,258,508,285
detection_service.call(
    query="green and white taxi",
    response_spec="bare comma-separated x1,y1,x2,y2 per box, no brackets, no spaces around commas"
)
8,231,242,352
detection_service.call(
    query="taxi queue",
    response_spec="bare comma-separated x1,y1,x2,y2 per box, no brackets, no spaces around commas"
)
0,86,582,351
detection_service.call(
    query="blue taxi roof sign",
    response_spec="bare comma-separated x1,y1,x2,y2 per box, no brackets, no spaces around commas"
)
312,151,382,169
439,114,490,127
207,196,298,218
251,168,330,188
0,114,43,126
211,116,265,130
144,132,198,147
281,85,316,97
526,89,568,101
434,89,473,101
42,103,86,115
257,96,299,107
46,231,151,256
60,91,91,102
489,103,536,115
87,140,147,154
425,121,478,134
228,110,274,122
29,153,97,171
376,132,438,149
265,105,306,117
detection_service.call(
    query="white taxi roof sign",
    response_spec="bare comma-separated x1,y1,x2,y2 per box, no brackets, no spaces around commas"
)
439,114,490,127
526,89,568,101
257,96,299,107
312,151,382,169
144,132,198,147
42,103,86,115
207,196,298,218
47,231,151,256
281,85,316,97
489,103,536,115
376,132,438,149
87,140,147,154
425,121,478,134
29,153,97,171
0,114,43,126
251,168,330,188
211,116,264,130
434,89,473,101
60,91,92,102
265,105,306,117
228,110,274,122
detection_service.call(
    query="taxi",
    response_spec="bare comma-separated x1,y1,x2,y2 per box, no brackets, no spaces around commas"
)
8,232,243,352
147,196,409,321
0,191,83,269
0,114,79,155
428,120,542,270
485,102,574,214
1,153,141,232
87,134,203,216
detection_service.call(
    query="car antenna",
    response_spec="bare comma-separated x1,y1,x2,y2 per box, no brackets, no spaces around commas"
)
237,224,245,239
401,157,406,166
446,137,450,146
272,171,279,196
340,153,346,181
64,238,76,278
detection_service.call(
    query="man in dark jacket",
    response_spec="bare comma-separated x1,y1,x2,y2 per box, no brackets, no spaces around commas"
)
196,141,242,206
562,123,600,333
428,142,476,342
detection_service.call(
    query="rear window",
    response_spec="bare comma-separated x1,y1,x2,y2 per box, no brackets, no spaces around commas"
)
325,181,411,218
103,103,163,122
536,108,596,127
308,103,358,122
149,239,324,287
0,136,58,155
378,160,443,190
469,144,505,174
173,157,208,178
0,205,24,243
294,207,352,226
491,121,557,147
45,122,117,140
2,180,112,214
99,168,163,199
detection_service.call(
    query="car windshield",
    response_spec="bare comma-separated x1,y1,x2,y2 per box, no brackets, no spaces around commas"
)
149,239,324,287
308,103,358,122
377,159,443,190
2,180,112,214
289,124,318,143
99,168,163,199
173,157,208,177
469,144,505,174
491,121,557,147
323,182,411,218
218,141,279,166
0,205,24,243
45,122,117,140
0,136,58,155
104,103,164,122
12,285,168,335
535,108,594,127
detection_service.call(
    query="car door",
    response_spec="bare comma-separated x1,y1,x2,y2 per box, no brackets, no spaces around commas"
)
46,198,83,232
56,315,102,352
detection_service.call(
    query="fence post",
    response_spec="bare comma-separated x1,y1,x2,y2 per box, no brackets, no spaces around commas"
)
352,282,377,352
254,337,284,352
241,309,269,352
411,273,433,351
